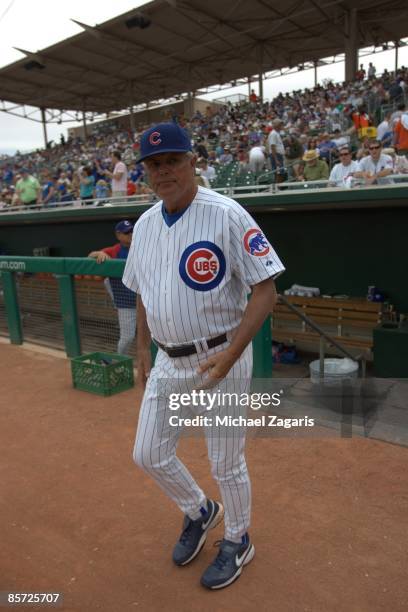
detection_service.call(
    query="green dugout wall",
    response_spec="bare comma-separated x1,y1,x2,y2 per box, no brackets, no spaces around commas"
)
0,256,272,376
0,186,407,310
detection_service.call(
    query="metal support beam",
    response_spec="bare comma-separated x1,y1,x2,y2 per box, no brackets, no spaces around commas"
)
258,44,264,102
395,41,399,72
314,61,318,86
40,107,48,149
187,91,193,118
258,72,263,102
344,8,358,82
82,111,88,140
128,81,135,131
129,106,135,131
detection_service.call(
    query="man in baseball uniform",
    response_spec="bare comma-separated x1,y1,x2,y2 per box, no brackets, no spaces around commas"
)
88,220,136,355
123,122,285,589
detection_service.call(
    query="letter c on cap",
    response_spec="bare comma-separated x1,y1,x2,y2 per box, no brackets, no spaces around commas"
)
149,131,161,146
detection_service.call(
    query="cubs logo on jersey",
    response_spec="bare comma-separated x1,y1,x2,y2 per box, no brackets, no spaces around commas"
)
243,228,270,257
179,241,226,291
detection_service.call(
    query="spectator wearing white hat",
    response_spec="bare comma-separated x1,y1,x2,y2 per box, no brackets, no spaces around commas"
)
219,145,233,165
328,146,359,187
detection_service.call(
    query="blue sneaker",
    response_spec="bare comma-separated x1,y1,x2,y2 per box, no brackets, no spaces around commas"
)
172,499,224,566
200,535,255,589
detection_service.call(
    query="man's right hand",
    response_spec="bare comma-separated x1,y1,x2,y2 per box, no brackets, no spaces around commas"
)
136,349,151,388
96,252,111,263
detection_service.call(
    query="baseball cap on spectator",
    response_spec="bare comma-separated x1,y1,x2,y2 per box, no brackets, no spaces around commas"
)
115,220,134,234
138,122,192,162
21,167,29,174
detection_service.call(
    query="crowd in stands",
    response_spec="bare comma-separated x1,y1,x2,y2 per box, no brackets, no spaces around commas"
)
1,64,408,208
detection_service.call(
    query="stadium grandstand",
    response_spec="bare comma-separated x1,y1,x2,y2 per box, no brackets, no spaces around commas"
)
1,0,408,208
1,0,408,376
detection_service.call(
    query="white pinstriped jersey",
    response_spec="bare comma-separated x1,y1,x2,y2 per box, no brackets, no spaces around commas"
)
122,186,285,345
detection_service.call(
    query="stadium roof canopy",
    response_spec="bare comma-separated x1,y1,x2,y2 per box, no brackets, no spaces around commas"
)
1,0,408,114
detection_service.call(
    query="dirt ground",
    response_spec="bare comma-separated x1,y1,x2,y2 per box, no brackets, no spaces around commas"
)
0,342,407,612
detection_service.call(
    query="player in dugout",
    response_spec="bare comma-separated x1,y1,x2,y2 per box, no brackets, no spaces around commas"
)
88,220,136,355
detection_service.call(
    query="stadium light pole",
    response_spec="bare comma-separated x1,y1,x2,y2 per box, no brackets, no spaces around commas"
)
40,107,48,149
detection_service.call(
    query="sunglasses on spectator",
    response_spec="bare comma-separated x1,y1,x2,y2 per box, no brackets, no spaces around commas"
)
369,145,381,150
339,151,350,156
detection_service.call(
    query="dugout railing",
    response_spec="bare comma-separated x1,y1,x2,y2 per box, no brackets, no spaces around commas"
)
0,256,272,378
2,176,408,215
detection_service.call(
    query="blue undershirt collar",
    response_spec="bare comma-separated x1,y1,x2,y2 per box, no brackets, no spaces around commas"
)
161,202,190,227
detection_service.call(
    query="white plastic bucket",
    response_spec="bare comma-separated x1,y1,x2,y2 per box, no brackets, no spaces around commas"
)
309,358,359,384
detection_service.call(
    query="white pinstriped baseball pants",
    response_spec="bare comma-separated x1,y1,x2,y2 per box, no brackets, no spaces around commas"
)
117,308,136,355
133,341,252,543
104,279,136,355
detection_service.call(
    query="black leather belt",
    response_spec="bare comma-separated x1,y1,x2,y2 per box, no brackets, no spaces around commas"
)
153,333,227,358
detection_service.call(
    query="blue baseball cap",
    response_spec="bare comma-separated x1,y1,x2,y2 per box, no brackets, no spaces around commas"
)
138,122,192,162
115,220,134,234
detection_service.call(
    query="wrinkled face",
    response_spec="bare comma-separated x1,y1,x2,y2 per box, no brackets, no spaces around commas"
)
115,231,132,247
143,152,196,200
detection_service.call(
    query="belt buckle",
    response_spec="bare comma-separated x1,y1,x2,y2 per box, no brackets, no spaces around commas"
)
193,337,209,354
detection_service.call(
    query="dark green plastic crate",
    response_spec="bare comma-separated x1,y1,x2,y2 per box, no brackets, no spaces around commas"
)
71,352,134,396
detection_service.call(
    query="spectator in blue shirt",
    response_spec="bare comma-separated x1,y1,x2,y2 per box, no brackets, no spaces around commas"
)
3,167,13,186
318,133,337,164
41,170,56,207
129,162,144,184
